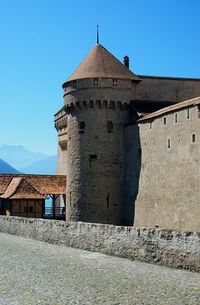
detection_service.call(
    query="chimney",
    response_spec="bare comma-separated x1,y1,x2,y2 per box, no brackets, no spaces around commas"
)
123,55,129,68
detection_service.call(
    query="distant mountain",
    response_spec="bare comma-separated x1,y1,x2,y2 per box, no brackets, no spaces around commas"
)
0,145,49,169
0,159,21,174
20,155,57,175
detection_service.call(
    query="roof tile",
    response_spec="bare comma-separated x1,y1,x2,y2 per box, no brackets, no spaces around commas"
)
64,44,140,83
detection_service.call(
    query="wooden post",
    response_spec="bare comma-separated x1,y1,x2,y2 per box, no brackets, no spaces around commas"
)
41,199,45,218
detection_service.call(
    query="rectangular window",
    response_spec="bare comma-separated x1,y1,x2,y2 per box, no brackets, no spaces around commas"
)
167,139,171,148
89,155,97,168
198,105,200,118
78,121,85,134
175,113,178,123
149,122,152,129
164,117,167,125
93,78,98,86
72,80,77,88
107,121,113,133
192,133,196,143
187,109,190,119
113,79,118,87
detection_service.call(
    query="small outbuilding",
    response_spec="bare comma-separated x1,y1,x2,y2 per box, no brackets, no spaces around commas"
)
0,174,66,219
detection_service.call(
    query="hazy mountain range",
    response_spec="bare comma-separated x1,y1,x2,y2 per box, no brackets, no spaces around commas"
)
0,159,21,174
20,155,57,175
0,145,57,175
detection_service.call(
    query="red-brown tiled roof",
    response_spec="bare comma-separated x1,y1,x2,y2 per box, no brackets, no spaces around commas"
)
0,174,66,195
0,177,45,199
138,96,200,122
64,44,140,84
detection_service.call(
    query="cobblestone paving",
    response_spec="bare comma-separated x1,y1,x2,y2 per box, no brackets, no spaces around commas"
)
0,233,200,305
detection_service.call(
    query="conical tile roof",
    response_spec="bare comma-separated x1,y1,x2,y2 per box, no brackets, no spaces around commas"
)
64,44,140,84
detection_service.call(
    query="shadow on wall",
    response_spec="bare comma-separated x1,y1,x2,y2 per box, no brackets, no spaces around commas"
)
122,122,141,226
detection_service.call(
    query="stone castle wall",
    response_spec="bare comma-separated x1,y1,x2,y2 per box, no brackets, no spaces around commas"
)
128,103,200,231
0,216,200,272
55,78,138,225
55,71,200,228
133,76,200,103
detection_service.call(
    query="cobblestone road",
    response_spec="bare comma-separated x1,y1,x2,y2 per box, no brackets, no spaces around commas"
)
0,232,200,305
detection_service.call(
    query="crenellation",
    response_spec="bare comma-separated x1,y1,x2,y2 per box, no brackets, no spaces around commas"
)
54,42,200,230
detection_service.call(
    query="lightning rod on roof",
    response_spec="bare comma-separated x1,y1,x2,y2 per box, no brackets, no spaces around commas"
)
97,25,99,44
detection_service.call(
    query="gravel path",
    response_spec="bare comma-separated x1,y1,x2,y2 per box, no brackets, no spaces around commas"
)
0,232,200,305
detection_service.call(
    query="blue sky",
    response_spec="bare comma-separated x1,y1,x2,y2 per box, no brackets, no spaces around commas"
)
0,0,200,154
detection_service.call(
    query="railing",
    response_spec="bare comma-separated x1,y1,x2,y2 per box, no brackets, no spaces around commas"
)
43,207,65,220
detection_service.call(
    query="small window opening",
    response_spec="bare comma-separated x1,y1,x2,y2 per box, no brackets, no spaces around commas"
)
106,192,110,209
164,117,167,125
192,133,196,143
187,109,190,119
89,155,97,168
198,105,200,118
69,192,72,207
113,79,118,87
93,78,98,86
72,80,77,88
167,139,171,148
107,121,113,133
175,113,178,123
78,121,85,134
150,122,152,129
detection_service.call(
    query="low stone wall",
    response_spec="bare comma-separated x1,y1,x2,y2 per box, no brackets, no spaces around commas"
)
0,216,200,272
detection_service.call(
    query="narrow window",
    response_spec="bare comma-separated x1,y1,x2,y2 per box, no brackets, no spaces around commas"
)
107,121,113,133
187,109,190,119
93,78,98,86
164,117,167,125
198,105,200,118
89,155,97,168
150,122,152,129
106,193,110,209
167,139,171,148
175,113,178,123
72,80,77,88
78,121,85,134
192,133,196,143
113,79,118,87
69,192,72,207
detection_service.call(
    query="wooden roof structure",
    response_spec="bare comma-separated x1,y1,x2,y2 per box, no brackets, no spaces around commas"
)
0,174,66,196
138,96,200,122
64,44,140,84
0,177,45,200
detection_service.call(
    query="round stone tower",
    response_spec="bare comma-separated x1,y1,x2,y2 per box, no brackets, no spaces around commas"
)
55,44,140,225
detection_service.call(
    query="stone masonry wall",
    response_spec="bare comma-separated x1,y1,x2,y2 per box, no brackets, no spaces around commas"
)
0,216,200,272
133,76,200,103
132,104,200,231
